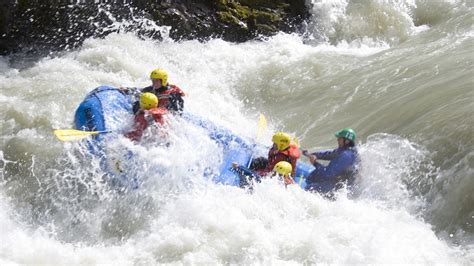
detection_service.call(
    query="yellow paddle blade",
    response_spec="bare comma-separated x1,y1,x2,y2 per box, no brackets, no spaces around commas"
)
292,136,300,148
54,129,101,142
256,113,267,143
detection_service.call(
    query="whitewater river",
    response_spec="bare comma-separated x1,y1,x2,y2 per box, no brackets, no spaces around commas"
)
0,0,473,264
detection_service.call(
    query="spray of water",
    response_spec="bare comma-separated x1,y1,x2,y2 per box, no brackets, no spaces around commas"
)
0,0,472,263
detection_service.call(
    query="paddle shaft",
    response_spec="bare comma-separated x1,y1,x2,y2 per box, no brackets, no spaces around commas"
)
54,129,112,141
122,87,173,99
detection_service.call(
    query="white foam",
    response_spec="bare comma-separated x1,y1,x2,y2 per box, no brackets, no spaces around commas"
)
0,20,472,262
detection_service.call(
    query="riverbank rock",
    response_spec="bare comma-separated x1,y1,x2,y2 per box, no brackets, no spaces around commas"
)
0,0,310,56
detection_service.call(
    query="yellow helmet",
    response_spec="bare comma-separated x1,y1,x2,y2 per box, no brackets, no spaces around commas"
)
273,161,292,176
272,132,291,151
140,92,158,110
150,68,168,86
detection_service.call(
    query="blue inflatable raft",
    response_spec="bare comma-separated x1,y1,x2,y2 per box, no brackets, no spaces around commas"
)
74,86,314,189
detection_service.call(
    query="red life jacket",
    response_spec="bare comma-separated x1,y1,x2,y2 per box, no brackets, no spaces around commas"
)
257,144,300,177
157,84,185,109
125,107,167,141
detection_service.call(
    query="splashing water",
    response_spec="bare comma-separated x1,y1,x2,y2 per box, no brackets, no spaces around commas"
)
0,0,473,263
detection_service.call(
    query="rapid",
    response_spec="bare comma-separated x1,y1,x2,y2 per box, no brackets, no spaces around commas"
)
0,0,472,264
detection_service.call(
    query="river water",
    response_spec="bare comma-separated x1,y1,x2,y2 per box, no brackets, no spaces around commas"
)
0,0,472,264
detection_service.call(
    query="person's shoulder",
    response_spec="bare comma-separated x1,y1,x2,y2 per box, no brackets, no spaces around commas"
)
340,148,357,160
169,84,185,95
142,86,153,92
346,146,358,154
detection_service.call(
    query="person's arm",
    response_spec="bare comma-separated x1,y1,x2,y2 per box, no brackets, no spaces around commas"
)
310,152,353,182
231,163,262,182
312,149,339,160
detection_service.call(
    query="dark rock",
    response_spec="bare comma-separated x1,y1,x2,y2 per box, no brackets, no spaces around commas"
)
0,0,311,56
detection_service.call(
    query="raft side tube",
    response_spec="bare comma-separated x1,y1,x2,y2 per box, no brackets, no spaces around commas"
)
73,86,314,189
74,86,133,140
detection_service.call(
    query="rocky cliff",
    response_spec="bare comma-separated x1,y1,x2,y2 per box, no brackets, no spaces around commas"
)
0,0,310,56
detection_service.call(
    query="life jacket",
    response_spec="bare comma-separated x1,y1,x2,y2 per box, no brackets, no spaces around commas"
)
155,84,185,110
125,107,167,141
137,84,185,113
257,143,300,177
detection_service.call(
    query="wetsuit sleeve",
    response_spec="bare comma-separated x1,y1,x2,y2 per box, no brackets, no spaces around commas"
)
312,149,339,160
307,151,353,183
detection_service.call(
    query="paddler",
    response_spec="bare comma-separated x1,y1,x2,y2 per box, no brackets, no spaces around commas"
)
250,132,300,177
302,128,360,196
125,93,168,141
232,161,295,189
121,68,185,114
272,161,295,187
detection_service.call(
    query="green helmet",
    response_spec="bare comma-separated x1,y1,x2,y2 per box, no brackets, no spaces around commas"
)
335,128,357,142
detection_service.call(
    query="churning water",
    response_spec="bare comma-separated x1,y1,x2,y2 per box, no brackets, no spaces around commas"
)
0,0,472,264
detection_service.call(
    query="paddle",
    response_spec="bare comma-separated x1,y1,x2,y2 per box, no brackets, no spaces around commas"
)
256,113,267,143
247,113,267,167
120,87,173,99
54,129,111,142
292,136,300,148
54,92,172,142
156,94,172,99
